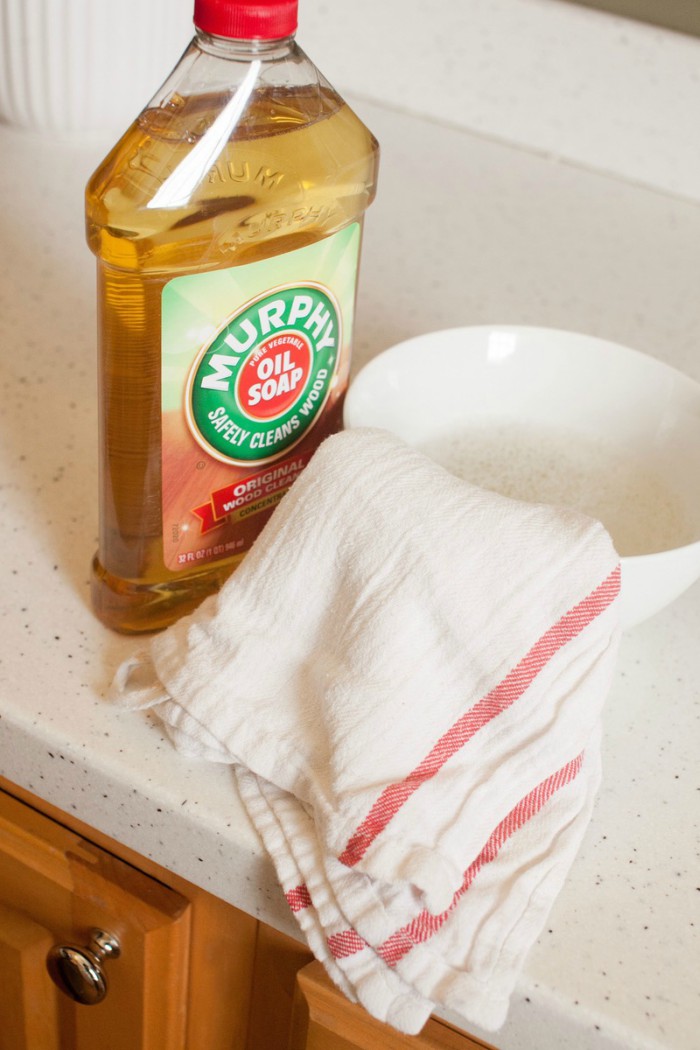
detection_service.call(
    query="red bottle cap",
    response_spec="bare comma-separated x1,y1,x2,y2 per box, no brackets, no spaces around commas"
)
194,0,298,39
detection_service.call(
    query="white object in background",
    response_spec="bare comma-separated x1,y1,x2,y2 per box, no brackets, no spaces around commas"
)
0,0,192,134
344,326,700,629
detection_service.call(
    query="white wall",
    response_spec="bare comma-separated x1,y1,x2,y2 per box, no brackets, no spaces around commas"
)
297,0,700,202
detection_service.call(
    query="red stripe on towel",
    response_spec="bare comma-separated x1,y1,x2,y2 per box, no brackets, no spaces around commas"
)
286,884,313,912
377,751,583,965
338,565,620,869
325,752,584,964
327,929,368,959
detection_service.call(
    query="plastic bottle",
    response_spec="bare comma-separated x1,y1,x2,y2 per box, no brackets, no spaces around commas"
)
86,0,379,633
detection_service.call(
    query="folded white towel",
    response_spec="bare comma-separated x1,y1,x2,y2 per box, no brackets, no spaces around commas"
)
113,427,621,1035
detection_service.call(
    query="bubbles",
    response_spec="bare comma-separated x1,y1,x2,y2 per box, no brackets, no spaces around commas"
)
420,423,694,557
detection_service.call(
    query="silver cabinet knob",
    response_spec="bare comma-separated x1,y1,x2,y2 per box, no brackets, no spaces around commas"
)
47,929,121,1005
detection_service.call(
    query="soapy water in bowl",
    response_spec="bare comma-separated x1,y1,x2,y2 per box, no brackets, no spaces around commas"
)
419,423,695,558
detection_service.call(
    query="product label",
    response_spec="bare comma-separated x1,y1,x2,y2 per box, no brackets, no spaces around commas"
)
161,224,360,572
187,285,339,463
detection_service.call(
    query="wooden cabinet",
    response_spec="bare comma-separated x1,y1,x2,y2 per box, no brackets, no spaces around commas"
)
289,962,496,1050
0,786,261,1050
0,783,497,1050
0,788,190,1049
0,901,60,1050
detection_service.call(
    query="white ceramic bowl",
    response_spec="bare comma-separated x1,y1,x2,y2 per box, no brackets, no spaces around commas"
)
344,326,700,629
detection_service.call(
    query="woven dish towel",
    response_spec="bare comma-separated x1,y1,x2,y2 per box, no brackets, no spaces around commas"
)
113,427,621,1035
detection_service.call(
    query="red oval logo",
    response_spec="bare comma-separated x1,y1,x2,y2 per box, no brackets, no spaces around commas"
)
236,333,313,421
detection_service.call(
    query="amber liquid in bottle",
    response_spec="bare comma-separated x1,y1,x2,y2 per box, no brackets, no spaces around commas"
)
86,66,379,633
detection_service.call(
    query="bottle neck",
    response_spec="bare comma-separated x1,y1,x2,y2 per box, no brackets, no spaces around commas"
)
195,28,296,60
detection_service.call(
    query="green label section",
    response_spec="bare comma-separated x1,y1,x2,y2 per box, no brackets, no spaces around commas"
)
187,284,339,463
162,224,360,466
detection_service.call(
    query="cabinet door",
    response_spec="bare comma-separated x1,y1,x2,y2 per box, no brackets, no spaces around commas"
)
0,902,60,1050
289,962,499,1050
0,789,191,1050
246,923,313,1050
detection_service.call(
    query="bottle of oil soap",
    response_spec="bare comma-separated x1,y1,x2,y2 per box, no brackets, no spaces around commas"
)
86,0,379,633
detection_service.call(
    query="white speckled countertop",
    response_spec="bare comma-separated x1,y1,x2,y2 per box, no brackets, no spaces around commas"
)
1,5,699,1048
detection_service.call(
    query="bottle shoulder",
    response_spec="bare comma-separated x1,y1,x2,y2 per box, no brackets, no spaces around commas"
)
86,37,372,211
85,49,378,273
